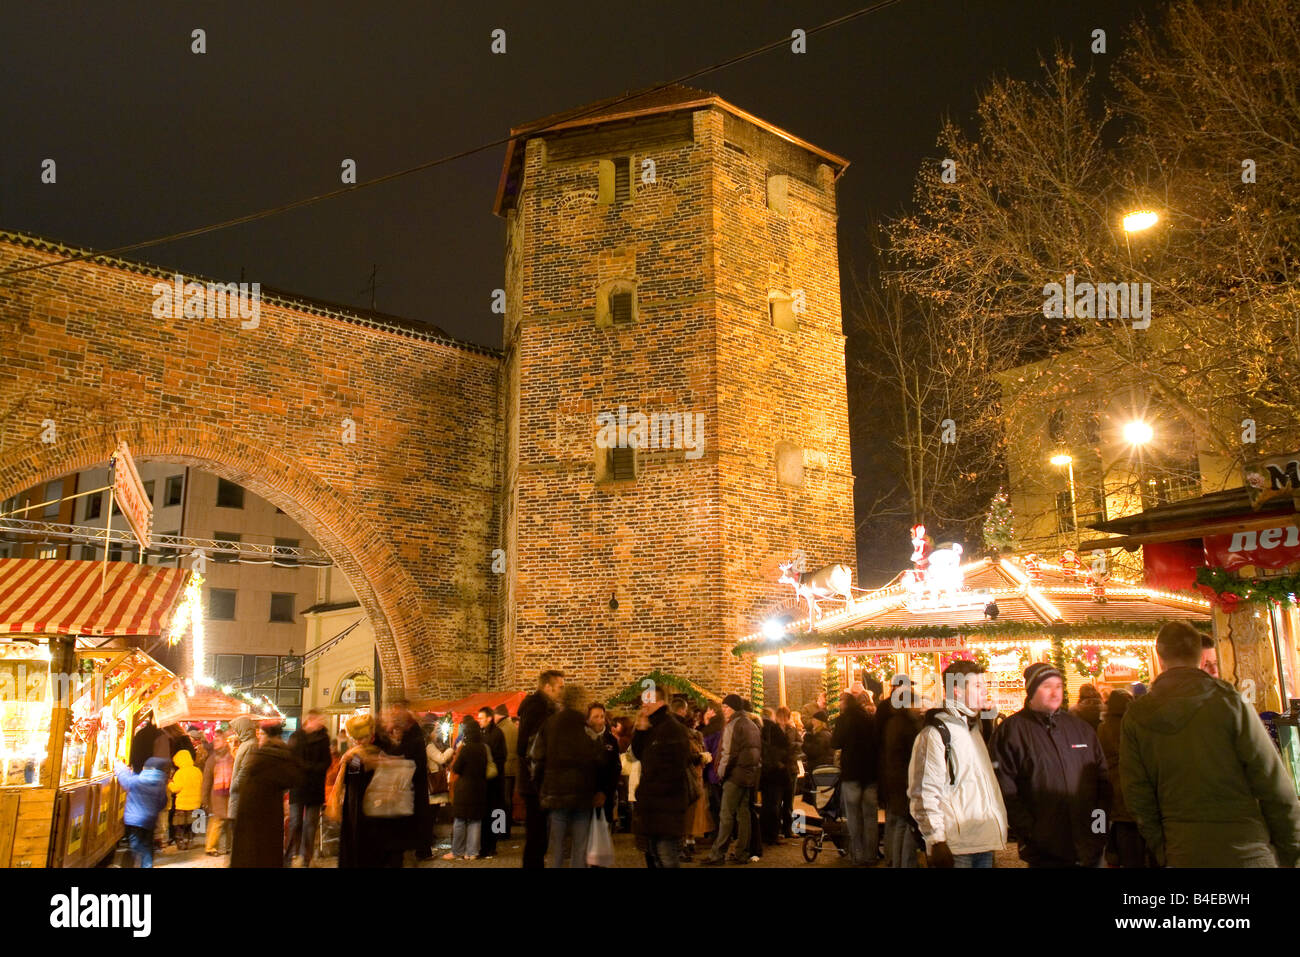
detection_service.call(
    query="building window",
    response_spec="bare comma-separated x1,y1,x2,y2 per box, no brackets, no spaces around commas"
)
43,479,63,518
253,656,279,688
142,479,155,504
280,656,303,687
274,538,299,566
216,479,244,509
85,493,103,521
270,593,295,623
214,532,240,562
276,688,302,708
165,475,183,507
37,546,57,560
214,654,243,684
767,174,789,215
108,543,123,563
596,445,638,484
1055,490,1076,534
597,157,632,205
208,588,237,620
775,441,804,487
769,292,797,333
80,544,97,561
1047,409,1067,445
596,280,637,329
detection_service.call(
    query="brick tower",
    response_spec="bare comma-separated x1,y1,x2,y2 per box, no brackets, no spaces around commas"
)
494,85,856,698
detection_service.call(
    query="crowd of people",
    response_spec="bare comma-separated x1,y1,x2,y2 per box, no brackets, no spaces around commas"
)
110,620,1300,868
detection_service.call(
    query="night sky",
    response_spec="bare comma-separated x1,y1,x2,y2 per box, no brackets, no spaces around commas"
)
4,0,1167,349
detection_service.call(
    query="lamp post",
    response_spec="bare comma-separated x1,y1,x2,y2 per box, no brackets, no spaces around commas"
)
1122,209,1159,266
1123,420,1155,509
1051,453,1079,547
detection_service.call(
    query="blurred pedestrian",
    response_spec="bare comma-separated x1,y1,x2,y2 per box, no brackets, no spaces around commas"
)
534,683,601,868
376,698,430,863
478,705,508,858
167,748,202,846
1096,689,1145,867
495,703,518,838
832,690,881,866
1070,684,1103,732
334,713,386,868
226,715,258,846
200,729,233,856
517,669,564,868
116,756,170,868
446,716,488,861
703,694,760,865
231,721,302,868
632,685,691,867
286,708,332,867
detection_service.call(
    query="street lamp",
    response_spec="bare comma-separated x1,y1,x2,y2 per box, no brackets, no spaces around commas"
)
1051,453,1079,546
1123,420,1154,446
1122,210,1159,233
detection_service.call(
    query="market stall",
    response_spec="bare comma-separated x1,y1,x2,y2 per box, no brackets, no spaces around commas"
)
0,558,196,868
735,547,1211,715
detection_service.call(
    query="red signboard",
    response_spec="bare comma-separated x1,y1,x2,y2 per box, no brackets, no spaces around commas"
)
1204,521,1300,571
111,441,152,552
832,636,967,655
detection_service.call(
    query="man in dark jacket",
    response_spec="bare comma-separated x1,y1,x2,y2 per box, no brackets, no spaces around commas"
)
534,684,600,867
588,702,622,826
880,692,924,867
802,711,833,773
231,721,302,868
1122,621,1300,867
831,691,880,865
285,709,331,867
376,698,431,864
991,662,1108,868
631,685,691,867
517,669,564,869
477,706,508,858
703,693,760,865
759,708,792,844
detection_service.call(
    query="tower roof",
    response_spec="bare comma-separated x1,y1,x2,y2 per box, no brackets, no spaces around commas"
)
493,83,849,216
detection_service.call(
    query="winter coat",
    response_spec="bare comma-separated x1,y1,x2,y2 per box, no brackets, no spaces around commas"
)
516,691,554,795
230,738,301,867
1070,696,1103,732
168,750,203,811
907,699,1007,856
760,719,792,781
497,716,519,777
451,740,489,819
116,757,171,827
880,708,923,815
1121,666,1300,867
338,746,384,868
534,709,600,811
631,706,691,837
227,716,258,821
592,727,622,809
376,719,430,853
1095,692,1133,823
802,728,833,771
784,724,803,774
831,701,878,785
702,730,722,786
482,721,508,777
991,706,1108,867
289,725,333,806
201,745,234,819
716,711,761,788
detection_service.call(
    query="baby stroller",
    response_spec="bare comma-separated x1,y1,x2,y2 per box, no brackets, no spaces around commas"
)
800,765,848,862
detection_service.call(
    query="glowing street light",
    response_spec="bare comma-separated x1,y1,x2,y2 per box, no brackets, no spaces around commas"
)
1123,420,1154,445
1122,210,1159,233
1050,453,1073,466
762,617,787,641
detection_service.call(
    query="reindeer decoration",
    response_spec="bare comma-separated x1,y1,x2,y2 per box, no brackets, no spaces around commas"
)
779,561,854,631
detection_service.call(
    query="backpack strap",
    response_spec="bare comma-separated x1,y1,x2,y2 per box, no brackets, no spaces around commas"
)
923,709,956,787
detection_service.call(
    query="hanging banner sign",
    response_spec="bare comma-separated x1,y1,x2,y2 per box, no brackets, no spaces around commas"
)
1204,521,1300,571
153,678,189,726
832,635,968,655
1244,452,1300,509
111,440,153,553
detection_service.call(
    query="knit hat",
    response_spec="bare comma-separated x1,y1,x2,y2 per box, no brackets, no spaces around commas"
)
345,714,375,740
722,694,745,711
812,710,829,723
1024,662,1064,701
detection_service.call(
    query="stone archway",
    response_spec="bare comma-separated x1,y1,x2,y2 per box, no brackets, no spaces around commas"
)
0,418,422,698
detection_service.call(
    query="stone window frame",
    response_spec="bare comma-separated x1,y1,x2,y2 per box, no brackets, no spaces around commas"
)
597,156,634,205
767,173,790,215
775,440,805,487
769,289,798,333
594,440,639,485
596,278,638,329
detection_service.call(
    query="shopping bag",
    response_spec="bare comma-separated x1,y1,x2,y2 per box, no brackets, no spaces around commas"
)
362,758,415,818
586,809,615,867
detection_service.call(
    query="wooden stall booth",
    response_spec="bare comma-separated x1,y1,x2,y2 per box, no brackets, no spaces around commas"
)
0,558,194,868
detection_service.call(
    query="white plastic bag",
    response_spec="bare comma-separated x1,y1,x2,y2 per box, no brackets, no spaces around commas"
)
586,810,615,867
362,758,415,818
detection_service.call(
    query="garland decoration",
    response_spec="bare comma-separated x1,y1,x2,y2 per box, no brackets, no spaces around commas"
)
823,654,842,723
1070,644,1107,680
854,654,896,684
1194,566,1300,610
607,670,722,710
750,659,764,711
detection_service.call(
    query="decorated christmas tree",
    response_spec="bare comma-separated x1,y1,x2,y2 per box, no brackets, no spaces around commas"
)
982,487,1016,554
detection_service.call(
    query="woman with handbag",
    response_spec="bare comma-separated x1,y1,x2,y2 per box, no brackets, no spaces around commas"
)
444,716,488,860
329,713,387,869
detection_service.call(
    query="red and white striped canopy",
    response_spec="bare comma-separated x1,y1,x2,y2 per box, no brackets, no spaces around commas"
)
0,558,191,637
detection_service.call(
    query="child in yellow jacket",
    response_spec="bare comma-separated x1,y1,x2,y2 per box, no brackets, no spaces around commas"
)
168,750,204,846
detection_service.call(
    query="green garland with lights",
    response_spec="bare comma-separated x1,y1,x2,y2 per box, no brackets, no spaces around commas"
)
855,654,896,684
1195,566,1300,608
1070,645,1107,680
750,660,764,710
823,654,841,723
607,670,721,710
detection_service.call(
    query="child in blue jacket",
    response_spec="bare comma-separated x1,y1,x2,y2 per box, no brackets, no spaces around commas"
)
116,756,171,867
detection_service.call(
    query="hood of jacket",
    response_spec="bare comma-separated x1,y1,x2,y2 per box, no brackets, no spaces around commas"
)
173,750,194,770
1126,666,1226,734
141,756,170,780
230,716,257,742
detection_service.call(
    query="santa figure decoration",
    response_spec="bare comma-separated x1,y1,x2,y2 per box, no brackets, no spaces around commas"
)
1060,549,1082,578
1022,553,1042,582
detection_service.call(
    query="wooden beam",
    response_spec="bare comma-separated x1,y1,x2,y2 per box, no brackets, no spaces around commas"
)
1081,511,1300,552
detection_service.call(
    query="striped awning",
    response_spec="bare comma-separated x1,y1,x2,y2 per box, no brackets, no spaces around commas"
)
0,558,192,637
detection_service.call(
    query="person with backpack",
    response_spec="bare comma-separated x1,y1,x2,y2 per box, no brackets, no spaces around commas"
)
907,660,1007,868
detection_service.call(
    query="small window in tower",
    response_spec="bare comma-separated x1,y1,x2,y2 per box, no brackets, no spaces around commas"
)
597,157,634,205
770,292,798,333
611,292,633,325
767,174,789,215
596,280,637,329
614,157,631,203
775,441,804,487
609,446,638,481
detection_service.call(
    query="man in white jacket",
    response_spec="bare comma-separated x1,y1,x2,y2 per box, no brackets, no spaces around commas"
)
907,660,1007,868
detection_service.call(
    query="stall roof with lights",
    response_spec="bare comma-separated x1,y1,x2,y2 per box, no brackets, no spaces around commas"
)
0,558,192,640
734,554,1211,657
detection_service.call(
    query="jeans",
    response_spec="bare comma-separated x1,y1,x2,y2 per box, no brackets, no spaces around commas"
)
205,816,229,854
841,781,880,865
953,850,994,868
708,780,751,861
645,835,682,868
452,818,481,858
884,811,919,868
127,824,154,868
285,803,321,865
522,792,547,869
548,807,591,868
